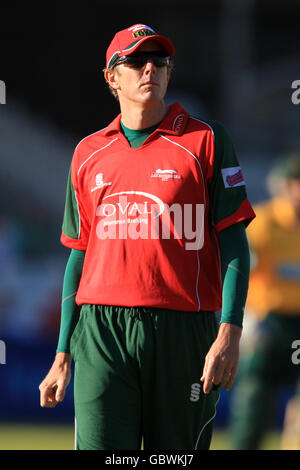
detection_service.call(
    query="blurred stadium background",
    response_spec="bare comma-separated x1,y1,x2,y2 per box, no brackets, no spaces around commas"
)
0,0,299,450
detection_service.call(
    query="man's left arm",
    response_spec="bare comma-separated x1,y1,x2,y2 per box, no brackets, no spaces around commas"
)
201,221,250,393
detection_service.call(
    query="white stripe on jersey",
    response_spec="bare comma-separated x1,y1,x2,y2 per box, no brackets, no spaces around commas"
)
158,134,207,311
77,138,118,176
189,116,215,142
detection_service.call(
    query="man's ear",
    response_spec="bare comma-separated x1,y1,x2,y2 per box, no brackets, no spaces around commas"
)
104,69,120,92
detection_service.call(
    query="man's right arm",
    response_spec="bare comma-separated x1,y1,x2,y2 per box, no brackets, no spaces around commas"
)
56,248,85,353
39,249,85,408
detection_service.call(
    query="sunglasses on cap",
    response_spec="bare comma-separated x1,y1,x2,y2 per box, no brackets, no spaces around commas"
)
112,51,172,69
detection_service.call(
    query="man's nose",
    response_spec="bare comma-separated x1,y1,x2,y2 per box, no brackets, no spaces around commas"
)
144,60,156,73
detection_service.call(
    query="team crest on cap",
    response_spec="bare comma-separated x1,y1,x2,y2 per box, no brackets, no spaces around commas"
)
128,24,156,39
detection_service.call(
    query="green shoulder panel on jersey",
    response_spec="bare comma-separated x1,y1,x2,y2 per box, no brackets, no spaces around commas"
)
62,168,80,240
199,118,249,228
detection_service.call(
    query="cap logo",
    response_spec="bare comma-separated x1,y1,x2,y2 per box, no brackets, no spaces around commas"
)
128,24,156,39
132,29,156,39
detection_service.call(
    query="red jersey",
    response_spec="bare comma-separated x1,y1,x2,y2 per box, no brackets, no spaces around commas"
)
61,102,255,311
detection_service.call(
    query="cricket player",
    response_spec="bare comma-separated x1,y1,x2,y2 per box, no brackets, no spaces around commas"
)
229,154,300,449
39,24,255,450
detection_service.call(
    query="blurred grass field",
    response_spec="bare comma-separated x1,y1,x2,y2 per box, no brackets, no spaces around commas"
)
0,423,281,450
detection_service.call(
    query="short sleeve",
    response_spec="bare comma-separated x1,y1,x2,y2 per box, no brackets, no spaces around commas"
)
207,120,255,232
60,159,90,250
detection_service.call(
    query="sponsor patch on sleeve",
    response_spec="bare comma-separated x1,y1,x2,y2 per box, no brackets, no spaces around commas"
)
221,166,245,188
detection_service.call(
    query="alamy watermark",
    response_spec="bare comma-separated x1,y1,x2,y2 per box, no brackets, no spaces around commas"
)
0,340,6,364
0,80,6,104
291,340,300,365
95,195,205,250
291,80,300,105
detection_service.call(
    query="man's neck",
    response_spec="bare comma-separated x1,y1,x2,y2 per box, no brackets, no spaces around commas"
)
119,100,167,130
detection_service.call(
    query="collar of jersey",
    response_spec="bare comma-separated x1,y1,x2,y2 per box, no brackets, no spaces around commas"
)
102,102,189,138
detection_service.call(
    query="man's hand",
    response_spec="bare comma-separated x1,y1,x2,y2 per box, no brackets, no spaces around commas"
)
39,352,72,408
200,322,242,394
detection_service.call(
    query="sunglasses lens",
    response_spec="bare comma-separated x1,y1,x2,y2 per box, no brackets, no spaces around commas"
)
115,53,170,68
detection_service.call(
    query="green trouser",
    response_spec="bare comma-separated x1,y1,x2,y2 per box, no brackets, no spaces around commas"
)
70,304,220,450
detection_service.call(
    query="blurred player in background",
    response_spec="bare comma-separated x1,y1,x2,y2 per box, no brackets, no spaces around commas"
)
229,154,300,450
39,23,255,450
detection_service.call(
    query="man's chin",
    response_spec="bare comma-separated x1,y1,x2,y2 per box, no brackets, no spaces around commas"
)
139,90,163,104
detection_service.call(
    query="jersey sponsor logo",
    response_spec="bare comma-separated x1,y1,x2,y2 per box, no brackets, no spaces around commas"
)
151,169,182,181
190,383,201,402
221,166,245,188
91,173,112,192
95,191,204,250
172,113,185,133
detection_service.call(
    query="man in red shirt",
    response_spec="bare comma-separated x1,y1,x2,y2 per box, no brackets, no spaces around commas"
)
39,24,255,450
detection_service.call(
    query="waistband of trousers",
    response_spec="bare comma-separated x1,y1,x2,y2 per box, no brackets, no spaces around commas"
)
84,304,214,322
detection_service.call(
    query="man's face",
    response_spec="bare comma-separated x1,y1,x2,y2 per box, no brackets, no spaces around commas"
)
108,41,171,106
